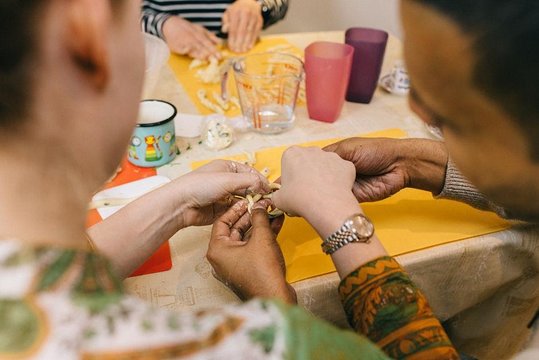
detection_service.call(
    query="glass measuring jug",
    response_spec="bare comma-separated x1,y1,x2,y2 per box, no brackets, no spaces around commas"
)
221,52,304,134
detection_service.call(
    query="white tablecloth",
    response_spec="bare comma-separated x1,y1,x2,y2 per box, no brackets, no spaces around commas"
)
125,31,539,359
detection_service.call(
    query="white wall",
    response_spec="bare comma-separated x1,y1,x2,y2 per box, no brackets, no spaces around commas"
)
263,0,402,38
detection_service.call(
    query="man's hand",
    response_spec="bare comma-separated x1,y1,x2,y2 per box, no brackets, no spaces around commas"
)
207,200,296,303
324,138,448,202
175,160,270,227
162,16,222,59
222,0,263,53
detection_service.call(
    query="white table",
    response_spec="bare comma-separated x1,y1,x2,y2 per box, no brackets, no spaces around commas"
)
125,31,539,359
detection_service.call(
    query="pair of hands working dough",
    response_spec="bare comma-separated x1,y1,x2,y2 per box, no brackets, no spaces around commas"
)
163,0,263,59
206,137,448,303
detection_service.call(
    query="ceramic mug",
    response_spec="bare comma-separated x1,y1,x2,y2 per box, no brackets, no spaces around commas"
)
389,61,410,95
128,100,177,167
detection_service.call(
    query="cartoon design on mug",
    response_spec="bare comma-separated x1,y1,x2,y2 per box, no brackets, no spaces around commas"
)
128,136,141,160
163,131,177,157
144,135,162,162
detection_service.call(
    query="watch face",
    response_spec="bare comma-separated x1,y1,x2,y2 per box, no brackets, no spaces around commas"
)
351,215,374,238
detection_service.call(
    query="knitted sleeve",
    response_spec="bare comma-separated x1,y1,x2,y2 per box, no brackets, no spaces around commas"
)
435,158,510,218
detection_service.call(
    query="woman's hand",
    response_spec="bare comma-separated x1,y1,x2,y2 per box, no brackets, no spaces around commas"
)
222,0,263,53
162,16,222,59
207,200,296,303
89,160,267,278
176,160,270,228
272,146,361,238
271,146,388,279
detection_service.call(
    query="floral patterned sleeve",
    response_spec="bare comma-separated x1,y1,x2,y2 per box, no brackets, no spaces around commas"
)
0,240,391,359
338,256,460,359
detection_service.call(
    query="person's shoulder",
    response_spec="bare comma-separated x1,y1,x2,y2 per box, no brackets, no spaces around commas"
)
263,299,391,360
82,296,290,359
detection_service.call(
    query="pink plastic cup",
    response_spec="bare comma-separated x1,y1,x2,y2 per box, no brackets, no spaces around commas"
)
304,42,354,123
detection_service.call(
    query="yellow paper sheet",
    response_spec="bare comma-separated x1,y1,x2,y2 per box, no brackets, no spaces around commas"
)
168,37,303,116
191,129,510,283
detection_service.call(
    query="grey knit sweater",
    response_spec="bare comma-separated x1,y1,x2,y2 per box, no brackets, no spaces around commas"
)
436,158,509,219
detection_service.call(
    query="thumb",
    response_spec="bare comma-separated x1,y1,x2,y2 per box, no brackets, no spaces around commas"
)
221,12,230,33
323,140,352,162
322,142,337,152
250,204,272,232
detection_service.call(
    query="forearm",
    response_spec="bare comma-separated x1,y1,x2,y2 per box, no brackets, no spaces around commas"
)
401,140,514,219
399,138,448,194
306,204,457,358
88,184,186,279
339,256,459,359
302,189,457,358
303,194,388,279
258,0,289,28
141,1,172,38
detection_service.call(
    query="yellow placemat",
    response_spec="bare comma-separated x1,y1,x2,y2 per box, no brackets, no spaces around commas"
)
168,37,303,116
191,129,510,283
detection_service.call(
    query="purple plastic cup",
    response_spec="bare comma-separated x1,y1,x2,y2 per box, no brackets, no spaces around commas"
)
345,28,388,104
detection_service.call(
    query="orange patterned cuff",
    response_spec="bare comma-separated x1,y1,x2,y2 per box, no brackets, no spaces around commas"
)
338,256,459,359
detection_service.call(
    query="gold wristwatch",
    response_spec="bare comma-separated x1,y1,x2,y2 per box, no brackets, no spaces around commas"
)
322,214,375,255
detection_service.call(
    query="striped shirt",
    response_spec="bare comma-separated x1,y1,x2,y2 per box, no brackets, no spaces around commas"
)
141,0,289,39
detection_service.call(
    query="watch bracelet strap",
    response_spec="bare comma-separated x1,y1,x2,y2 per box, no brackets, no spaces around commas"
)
321,214,372,255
